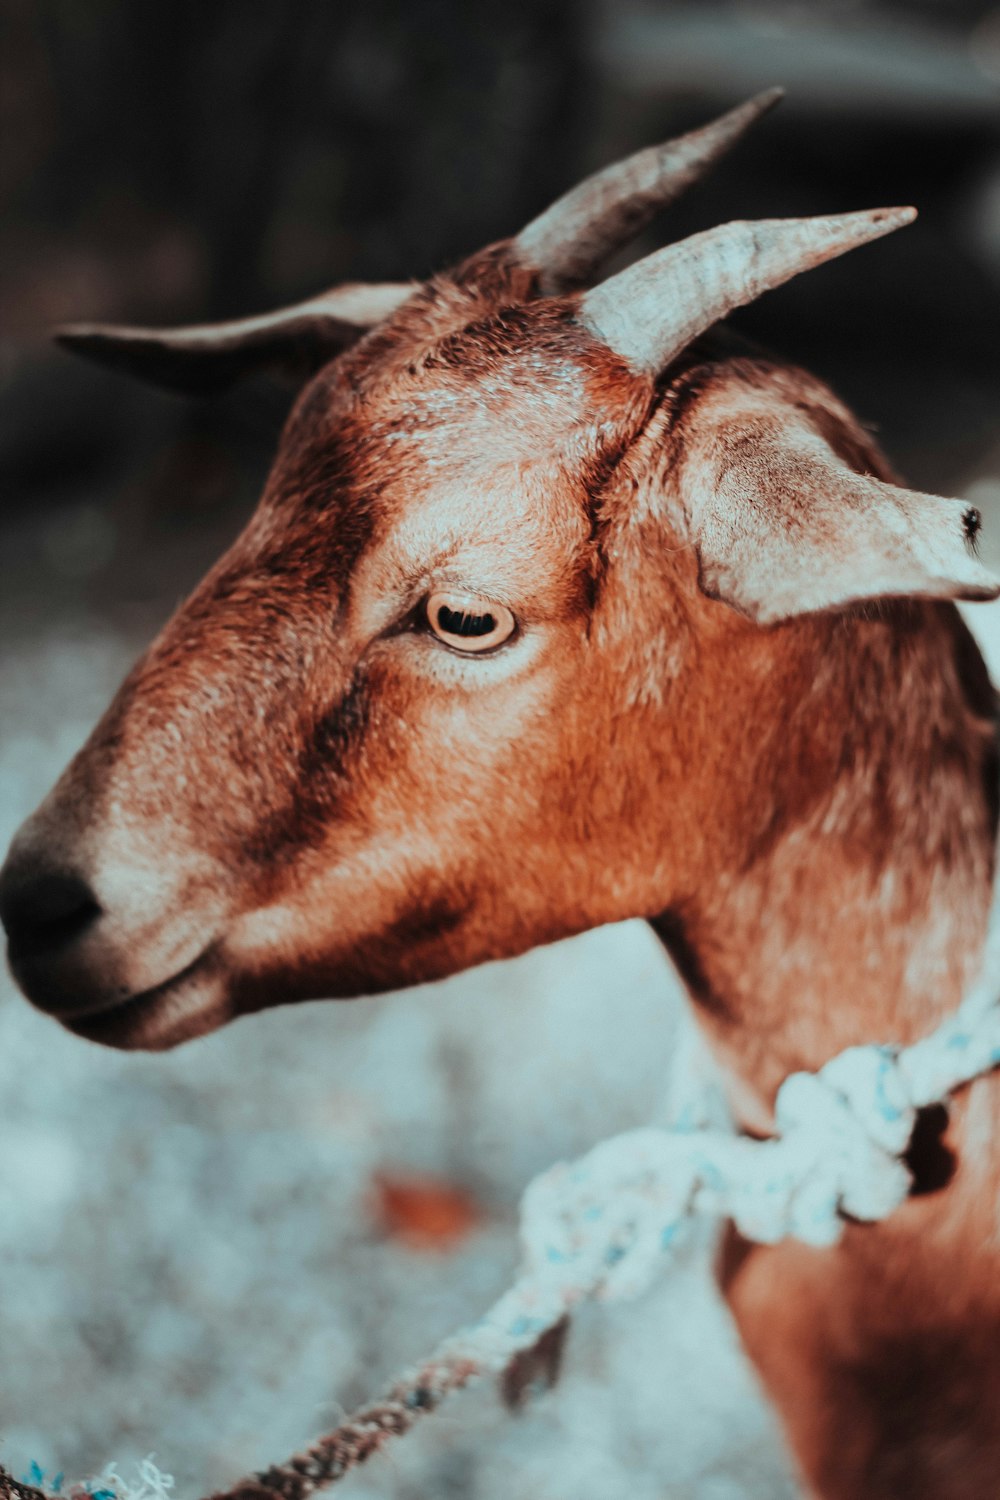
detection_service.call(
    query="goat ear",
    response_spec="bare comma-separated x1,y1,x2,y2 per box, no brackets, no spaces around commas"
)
53,282,416,394
678,407,1000,624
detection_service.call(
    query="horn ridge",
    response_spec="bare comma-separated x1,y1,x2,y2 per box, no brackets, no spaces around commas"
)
578,207,916,375
515,88,785,294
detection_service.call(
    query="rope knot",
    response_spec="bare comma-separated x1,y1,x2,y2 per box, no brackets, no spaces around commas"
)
768,1043,917,1245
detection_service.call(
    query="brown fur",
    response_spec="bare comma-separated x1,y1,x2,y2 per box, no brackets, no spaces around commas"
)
3,245,1000,1497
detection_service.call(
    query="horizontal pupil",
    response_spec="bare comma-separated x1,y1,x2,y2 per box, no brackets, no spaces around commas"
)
437,604,496,637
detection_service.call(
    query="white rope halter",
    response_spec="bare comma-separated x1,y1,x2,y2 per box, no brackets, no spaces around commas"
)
430,884,1000,1383
257,872,1000,1499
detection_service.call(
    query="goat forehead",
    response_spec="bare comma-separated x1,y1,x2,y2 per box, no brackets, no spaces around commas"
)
289,316,611,455
237,326,633,610
264,381,594,540
368,376,600,467
364,468,592,599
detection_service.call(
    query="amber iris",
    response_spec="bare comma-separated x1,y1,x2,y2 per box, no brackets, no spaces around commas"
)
425,592,516,653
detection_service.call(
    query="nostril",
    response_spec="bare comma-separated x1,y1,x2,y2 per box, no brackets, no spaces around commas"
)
0,862,102,960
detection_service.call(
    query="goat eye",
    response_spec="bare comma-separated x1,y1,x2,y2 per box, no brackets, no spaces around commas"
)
424,592,516,653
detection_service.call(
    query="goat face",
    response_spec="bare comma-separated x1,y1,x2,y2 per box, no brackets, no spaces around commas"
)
2,92,996,1049
0,281,660,1048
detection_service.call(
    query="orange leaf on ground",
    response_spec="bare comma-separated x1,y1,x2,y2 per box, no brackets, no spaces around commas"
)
371,1171,483,1251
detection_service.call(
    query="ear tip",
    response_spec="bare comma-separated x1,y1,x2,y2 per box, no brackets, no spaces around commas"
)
53,322,94,344
53,322,120,354
51,321,218,393
962,580,1000,604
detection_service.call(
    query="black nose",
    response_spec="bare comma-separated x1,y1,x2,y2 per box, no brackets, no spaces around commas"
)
0,855,102,962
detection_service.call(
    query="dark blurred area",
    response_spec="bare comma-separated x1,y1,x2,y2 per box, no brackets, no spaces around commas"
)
3,0,1000,641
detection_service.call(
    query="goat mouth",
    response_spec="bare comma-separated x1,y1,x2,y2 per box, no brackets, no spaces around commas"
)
64,945,224,1050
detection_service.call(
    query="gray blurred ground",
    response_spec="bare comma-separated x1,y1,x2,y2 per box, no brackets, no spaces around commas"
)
6,2,1000,1497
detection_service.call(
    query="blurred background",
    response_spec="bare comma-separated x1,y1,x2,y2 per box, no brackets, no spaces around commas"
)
4,2,1000,1497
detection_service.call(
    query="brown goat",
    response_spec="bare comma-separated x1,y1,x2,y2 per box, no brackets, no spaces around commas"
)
3,92,1000,1498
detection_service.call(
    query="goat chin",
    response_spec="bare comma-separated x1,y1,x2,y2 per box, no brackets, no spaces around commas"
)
59,946,233,1051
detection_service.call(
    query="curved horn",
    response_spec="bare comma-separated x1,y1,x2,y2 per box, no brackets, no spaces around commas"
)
54,282,417,394
514,88,784,293
578,207,916,374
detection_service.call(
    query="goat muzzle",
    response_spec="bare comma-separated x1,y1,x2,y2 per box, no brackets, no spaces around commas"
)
0,815,228,1048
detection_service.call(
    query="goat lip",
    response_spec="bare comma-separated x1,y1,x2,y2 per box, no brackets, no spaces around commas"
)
63,945,222,1049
